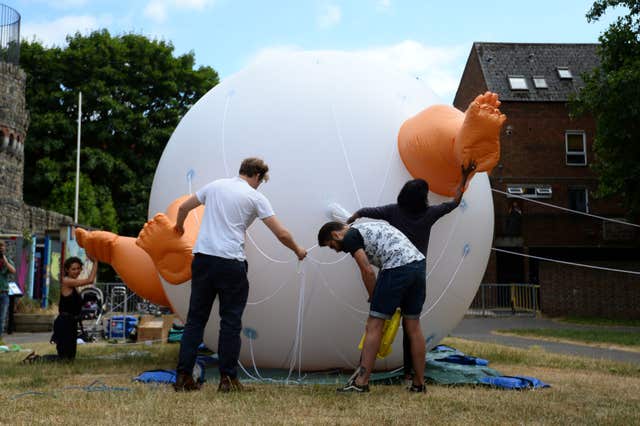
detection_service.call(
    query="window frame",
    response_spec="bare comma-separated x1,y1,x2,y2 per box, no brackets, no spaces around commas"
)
568,187,589,213
557,67,573,79
532,75,548,89
508,75,528,90
565,130,587,166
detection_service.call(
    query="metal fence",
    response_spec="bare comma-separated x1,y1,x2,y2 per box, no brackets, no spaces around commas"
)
93,282,151,315
468,283,540,317
0,4,21,65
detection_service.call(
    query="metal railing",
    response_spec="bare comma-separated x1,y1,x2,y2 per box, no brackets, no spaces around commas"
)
467,283,540,317
0,4,21,65
93,282,148,314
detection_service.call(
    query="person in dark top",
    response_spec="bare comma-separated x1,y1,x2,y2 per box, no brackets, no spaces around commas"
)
22,256,98,363
346,161,476,384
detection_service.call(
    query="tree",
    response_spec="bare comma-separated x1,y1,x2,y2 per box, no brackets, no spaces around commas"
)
20,30,219,235
572,1,640,215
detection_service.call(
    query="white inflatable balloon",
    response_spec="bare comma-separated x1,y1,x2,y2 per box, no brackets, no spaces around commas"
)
149,51,493,370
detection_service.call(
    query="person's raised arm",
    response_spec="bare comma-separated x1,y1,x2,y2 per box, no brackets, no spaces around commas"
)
347,205,394,224
262,216,307,260
453,160,477,205
62,258,98,288
353,249,376,300
175,195,202,236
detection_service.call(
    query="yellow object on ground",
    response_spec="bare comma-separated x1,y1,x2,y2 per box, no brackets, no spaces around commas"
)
358,308,402,359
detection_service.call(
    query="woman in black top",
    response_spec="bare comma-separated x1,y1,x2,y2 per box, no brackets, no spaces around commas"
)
347,162,475,383
23,256,97,363
56,256,98,359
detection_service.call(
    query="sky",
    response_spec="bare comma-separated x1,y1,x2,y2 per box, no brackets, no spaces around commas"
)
5,0,628,103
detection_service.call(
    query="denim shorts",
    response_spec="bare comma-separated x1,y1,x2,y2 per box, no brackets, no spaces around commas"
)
369,259,426,320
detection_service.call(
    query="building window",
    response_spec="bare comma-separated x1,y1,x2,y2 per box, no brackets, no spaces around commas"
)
566,131,587,165
508,75,528,90
533,76,548,88
568,188,588,213
507,185,553,199
557,67,573,79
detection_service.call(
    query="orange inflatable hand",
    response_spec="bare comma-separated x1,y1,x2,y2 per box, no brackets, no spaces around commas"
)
136,213,194,285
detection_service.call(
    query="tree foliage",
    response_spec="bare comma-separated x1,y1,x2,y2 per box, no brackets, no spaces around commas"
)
21,30,219,235
573,1,640,214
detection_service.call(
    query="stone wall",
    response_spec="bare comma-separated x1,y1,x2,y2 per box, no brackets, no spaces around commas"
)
22,205,72,234
0,62,27,206
1,61,71,235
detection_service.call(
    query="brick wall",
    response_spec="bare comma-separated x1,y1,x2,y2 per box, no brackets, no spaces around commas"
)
539,261,640,319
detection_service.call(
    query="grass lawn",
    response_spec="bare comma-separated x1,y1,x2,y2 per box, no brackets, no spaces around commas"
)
1,337,639,425
557,316,640,328
496,328,640,350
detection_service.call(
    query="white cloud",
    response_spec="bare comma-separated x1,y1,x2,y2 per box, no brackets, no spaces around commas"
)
248,41,467,102
20,0,89,9
174,0,213,10
144,0,168,23
21,15,109,47
317,4,342,29
376,0,391,11
143,0,216,23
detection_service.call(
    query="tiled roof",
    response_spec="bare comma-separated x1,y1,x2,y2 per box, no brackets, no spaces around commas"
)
473,42,600,102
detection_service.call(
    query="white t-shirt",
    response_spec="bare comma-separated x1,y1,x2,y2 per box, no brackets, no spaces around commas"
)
193,176,275,260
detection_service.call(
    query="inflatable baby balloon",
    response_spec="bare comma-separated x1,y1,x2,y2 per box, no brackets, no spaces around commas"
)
78,51,505,371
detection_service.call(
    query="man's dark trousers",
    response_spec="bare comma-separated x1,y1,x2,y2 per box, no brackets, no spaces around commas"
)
177,253,249,378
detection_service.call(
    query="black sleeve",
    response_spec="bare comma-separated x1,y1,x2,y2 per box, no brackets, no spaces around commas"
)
356,204,397,221
342,228,365,256
430,201,458,221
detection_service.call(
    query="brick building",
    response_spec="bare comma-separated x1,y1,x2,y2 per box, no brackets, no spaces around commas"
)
454,42,640,319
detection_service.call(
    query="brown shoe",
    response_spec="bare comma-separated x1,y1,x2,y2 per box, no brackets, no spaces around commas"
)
174,371,202,392
218,375,248,392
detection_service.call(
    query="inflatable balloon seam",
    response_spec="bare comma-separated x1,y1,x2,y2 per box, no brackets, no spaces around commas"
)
331,103,363,208
425,207,462,282
422,252,467,318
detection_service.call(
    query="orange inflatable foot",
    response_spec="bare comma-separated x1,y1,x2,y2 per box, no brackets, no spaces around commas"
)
75,228,118,264
136,213,194,285
455,91,506,172
74,228,169,306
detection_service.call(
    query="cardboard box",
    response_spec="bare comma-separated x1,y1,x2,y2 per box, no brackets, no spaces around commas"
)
137,321,164,342
137,314,175,342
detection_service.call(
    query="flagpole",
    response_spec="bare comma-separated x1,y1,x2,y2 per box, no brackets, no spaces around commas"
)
74,92,82,223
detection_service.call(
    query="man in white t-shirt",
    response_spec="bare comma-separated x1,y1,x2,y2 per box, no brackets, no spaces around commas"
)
173,158,307,392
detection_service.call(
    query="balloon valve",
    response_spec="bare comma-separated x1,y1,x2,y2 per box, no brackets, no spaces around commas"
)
243,327,258,340
463,244,471,257
459,199,468,212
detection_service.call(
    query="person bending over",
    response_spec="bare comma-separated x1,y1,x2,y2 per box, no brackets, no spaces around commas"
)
318,220,426,393
346,161,475,384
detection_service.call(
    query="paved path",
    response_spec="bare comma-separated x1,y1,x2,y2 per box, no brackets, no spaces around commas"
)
451,316,640,365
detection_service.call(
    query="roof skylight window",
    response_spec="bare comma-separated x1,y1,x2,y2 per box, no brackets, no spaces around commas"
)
533,76,548,88
508,75,528,90
557,68,573,79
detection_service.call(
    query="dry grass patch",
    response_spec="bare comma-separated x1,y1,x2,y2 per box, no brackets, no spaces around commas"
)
1,338,639,425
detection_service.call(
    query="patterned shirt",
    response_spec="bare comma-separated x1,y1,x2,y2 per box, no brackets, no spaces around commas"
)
341,222,425,270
